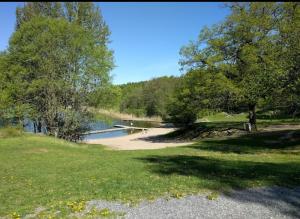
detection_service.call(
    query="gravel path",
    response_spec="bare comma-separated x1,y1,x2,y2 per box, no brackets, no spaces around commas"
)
83,186,300,219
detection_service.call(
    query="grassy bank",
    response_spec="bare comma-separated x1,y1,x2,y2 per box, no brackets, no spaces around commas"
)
0,126,300,217
89,108,162,122
198,112,300,124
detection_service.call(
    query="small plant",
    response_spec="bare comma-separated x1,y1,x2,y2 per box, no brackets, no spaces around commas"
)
66,200,86,212
99,208,111,217
206,192,219,201
86,207,125,218
171,192,184,199
10,212,21,219
0,126,23,138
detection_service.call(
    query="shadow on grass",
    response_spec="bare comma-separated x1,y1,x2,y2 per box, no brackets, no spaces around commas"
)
137,155,300,217
189,129,300,154
138,155,300,189
164,122,245,139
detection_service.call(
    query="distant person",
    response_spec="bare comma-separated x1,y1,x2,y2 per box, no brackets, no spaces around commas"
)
130,122,133,126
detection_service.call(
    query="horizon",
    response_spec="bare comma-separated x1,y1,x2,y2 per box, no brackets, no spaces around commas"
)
0,2,230,85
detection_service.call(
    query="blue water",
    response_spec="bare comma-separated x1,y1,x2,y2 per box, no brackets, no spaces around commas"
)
85,129,141,140
85,118,159,140
22,116,160,140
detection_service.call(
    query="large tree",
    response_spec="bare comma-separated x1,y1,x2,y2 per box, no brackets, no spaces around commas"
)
275,3,300,116
177,2,286,129
1,3,113,140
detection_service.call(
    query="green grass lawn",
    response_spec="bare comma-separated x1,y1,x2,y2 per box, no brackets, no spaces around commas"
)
0,127,300,217
199,111,300,125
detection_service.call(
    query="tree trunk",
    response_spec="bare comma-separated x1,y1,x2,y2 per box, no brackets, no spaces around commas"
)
248,103,257,131
37,119,42,133
33,121,37,133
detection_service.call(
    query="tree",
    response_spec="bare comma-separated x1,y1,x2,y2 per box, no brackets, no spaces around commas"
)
3,16,113,141
167,69,240,125
178,2,284,129
116,76,179,118
142,76,179,118
16,2,64,29
0,2,114,140
275,3,300,116
88,85,122,110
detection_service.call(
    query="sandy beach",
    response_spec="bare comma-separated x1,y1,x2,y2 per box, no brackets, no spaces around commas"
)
84,128,194,150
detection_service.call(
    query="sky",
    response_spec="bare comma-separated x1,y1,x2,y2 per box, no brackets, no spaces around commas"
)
0,2,229,84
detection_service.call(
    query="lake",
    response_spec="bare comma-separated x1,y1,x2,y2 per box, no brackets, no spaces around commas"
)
22,115,161,140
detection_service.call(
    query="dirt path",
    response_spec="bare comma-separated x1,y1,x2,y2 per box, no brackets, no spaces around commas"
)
84,128,194,150
67,186,300,219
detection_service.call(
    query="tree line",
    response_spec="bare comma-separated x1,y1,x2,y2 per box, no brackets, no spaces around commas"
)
94,2,299,129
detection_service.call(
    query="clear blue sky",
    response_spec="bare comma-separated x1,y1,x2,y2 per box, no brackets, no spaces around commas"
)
0,2,229,84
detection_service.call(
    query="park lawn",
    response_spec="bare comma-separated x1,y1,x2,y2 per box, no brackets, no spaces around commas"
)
199,111,300,125
0,129,300,217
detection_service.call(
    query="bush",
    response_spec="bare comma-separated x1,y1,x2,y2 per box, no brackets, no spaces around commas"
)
166,100,197,126
55,109,91,142
0,126,23,138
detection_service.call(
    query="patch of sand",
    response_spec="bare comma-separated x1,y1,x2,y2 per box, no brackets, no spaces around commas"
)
84,128,194,150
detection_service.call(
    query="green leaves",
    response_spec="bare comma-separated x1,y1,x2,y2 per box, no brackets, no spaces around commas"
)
1,2,114,141
170,2,300,124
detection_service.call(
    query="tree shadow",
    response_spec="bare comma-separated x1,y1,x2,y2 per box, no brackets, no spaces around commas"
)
164,122,245,139
138,155,300,189
137,155,300,217
134,122,245,143
133,132,191,143
189,129,300,154
225,186,300,218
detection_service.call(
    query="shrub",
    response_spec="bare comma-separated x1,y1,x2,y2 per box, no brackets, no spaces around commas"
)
0,126,23,138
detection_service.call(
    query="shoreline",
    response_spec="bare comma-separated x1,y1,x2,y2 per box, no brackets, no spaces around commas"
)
84,127,193,150
89,108,163,123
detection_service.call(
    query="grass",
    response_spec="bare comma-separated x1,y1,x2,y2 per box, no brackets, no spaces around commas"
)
89,107,162,122
199,111,300,125
0,125,300,217
198,112,248,122
167,112,300,140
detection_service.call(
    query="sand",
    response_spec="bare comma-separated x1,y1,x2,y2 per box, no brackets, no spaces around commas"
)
84,124,300,151
84,128,194,150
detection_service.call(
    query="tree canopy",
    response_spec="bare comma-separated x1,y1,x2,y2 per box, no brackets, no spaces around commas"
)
0,2,114,141
169,2,300,127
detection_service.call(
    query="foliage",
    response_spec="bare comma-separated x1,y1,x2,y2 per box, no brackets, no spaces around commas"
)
88,85,122,110
271,2,300,116
0,2,114,141
118,76,180,118
0,126,23,138
206,191,219,201
170,2,300,127
167,69,241,125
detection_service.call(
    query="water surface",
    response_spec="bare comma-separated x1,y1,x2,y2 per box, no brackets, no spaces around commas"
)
22,115,160,140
